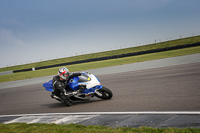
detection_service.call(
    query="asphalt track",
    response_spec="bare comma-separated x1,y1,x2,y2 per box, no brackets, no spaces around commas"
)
0,60,200,115
0,54,200,128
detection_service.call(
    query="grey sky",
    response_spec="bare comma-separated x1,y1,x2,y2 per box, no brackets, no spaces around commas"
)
0,0,200,68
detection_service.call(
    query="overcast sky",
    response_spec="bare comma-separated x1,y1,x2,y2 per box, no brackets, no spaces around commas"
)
0,0,200,68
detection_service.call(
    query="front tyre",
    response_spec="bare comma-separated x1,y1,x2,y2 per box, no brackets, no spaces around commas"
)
95,86,113,100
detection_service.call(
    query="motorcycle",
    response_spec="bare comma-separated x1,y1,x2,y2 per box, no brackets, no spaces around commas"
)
43,72,113,106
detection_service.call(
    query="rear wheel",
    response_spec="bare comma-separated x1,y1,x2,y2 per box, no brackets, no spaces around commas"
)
95,86,113,100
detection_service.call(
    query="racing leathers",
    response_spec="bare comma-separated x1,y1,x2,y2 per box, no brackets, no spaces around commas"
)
52,72,82,98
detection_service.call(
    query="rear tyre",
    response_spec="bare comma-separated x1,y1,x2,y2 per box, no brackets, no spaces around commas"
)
95,86,113,100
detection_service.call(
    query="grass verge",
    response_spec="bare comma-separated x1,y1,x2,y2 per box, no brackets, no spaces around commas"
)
0,123,199,133
0,46,200,83
0,35,200,72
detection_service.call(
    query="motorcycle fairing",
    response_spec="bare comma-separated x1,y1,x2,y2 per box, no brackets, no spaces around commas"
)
67,76,80,91
67,73,102,93
82,85,102,94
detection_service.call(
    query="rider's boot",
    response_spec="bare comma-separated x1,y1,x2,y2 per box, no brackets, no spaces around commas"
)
51,93,62,102
60,94,72,106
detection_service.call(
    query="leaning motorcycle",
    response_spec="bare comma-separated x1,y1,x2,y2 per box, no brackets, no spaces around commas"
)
43,72,113,106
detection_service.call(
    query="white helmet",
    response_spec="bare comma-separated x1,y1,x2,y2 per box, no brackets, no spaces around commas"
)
58,67,69,80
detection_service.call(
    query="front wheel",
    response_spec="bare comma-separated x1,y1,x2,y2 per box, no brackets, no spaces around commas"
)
95,86,113,100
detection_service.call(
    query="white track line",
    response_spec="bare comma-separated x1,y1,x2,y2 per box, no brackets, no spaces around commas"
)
1,112,200,118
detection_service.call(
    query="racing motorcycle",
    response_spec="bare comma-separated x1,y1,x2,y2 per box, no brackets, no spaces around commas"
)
43,72,113,106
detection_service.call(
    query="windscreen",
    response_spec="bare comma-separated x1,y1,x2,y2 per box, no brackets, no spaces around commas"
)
78,74,91,82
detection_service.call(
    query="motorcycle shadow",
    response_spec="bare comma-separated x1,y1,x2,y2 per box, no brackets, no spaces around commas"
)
72,99,103,106
44,98,104,108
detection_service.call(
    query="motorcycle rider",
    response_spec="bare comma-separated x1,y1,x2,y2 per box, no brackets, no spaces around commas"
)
51,67,82,105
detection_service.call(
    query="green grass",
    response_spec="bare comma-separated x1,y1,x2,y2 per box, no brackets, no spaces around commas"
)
0,45,200,83
1,35,200,72
0,123,199,133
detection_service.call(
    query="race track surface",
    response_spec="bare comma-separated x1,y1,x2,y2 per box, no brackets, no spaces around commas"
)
0,62,200,115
